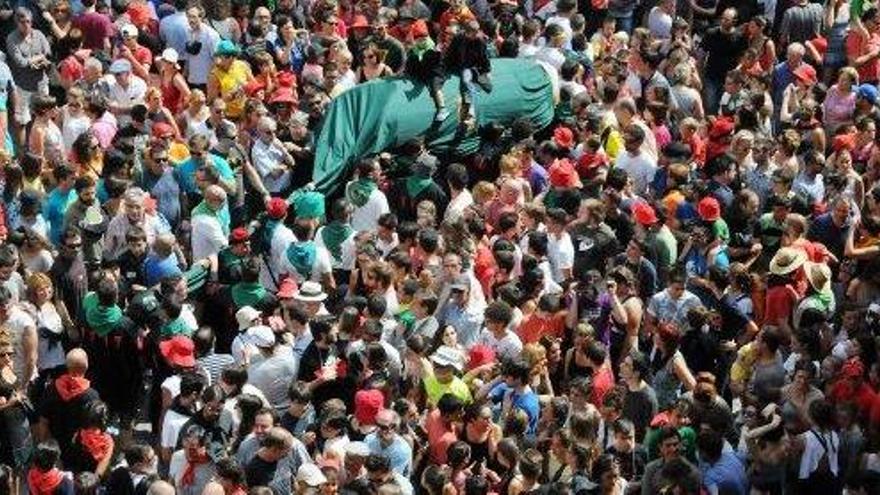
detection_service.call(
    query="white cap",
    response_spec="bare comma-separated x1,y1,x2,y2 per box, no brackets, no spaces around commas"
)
235,306,261,330
120,24,138,38
156,47,179,65
296,463,328,487
294,281,328,302
344,441,371,458
430,345,464,371
247,325,275,348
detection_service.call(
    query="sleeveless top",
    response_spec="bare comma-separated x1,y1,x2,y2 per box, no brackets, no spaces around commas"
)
463,427,491,467
161,77,185,115
210,60,251,119
652,350,684,411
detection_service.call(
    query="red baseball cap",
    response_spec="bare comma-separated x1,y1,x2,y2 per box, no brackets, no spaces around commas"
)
266,197,288,220
159,336,196,368
553,126,575,149
697,196,721,222
632,201,658,226
354,389,384,426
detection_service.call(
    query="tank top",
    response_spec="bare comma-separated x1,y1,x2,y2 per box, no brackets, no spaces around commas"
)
463,427,491,467
161,77,185,115
211,60,251,119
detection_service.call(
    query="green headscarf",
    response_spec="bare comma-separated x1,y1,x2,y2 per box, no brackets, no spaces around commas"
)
321,222,354,263
161,317,193,338
231,282,268,308
289,190,326,220
405,176,434,198
346,178,377,208
83,292,123,337
192,200,230,236
411,37,435,61
286,241,317,278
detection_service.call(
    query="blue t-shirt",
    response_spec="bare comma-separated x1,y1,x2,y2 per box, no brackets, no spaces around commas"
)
700,450,748,495
489,383,540,436
43,186,76,246
143,252,182,287
174,154,235,194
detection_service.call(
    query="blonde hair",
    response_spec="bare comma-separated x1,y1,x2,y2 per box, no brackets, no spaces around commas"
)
839,66,859,86
26,272,52,302
499,153,521,177
522,343,547,370
472,181,497,205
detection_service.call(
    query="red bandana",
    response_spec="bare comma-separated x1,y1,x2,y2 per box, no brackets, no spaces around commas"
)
54,374,90,402
78,428,113,462
180,450,210,487
27,468,63,495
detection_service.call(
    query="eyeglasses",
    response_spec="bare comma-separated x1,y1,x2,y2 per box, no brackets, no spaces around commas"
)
0,351,13,357
153,157,169,163
377,423,395,432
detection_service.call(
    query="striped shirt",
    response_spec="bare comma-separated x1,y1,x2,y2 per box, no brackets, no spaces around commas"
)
780,2,824,44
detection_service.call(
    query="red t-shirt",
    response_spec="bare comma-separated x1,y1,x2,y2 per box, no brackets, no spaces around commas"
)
763,284,798,326
74,12,115,51
846,30,880,83
517,312,566,345
591,365,616,407
425,409,458,465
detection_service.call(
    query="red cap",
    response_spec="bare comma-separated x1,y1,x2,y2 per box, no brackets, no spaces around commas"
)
230,227,249,243
632,201,658,226
553,126,575,149
350,15,369,29
159,336,196,368
832,133,856,152
354,389,384,426
548,158,582,188
277,71,297,88
127,1,152,27
708,118,735,139
151,122,174,139
793,64,818,85
410,19,430,39
244,79,267,97
266,197,288,220
276,277,298,299
467,344,496,371
270,87,297,105
697,196,721,222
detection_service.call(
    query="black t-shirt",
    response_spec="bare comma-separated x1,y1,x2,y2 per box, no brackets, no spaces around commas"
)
38,386,100,462
702,27,748,80
245,455,279,488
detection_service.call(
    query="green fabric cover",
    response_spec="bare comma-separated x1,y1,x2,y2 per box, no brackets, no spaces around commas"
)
311,58,556,194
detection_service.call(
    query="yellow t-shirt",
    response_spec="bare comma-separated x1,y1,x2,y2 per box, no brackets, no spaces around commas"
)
423,375,472,407
211,60,252,119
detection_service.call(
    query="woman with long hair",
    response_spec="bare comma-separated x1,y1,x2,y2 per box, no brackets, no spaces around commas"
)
26,273,69,386
71,132,103,178
563,323,595,384
0,332,32,477
357,43,393,82
650,322,696,412
144,87,182,139
460,402,502,468
156,48,191,116
61,87,91,156
28,95,64,168
178,89,211,141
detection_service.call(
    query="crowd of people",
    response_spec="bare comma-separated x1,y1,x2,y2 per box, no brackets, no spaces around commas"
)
4,0,880,494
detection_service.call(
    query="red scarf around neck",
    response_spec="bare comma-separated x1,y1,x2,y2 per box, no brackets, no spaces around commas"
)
180,450,210,487
78,428,113,462
27,467,63,495
54,374,90,402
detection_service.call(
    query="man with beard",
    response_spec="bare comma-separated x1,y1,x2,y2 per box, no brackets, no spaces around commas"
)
177,385,229,462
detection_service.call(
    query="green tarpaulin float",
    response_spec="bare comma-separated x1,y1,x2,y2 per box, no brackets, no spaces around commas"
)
311,58,559,194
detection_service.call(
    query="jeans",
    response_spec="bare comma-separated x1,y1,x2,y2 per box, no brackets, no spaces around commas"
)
703,76,724,116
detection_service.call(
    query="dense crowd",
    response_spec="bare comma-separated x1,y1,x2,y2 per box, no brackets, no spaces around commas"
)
4,0,880,494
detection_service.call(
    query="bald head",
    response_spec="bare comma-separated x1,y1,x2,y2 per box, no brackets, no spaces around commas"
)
66,348,89,375
146,480,176,495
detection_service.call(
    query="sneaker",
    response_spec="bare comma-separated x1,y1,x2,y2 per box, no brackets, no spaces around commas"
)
435,107,450,122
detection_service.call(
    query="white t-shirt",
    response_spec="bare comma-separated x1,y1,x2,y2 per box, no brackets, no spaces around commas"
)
281,244,333,285
6,305,36,384
615,151,658,197
444,190,474,223
349,187,390,233
477,329,523,363
314,225,357,271
547,231,574,284
191,214,228,261
161,408,191,449
260,224,296,290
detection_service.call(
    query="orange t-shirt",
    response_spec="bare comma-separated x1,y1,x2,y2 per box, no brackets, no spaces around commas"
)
425,409,458,465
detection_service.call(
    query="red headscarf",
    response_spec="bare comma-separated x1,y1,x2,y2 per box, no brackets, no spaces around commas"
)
78,428,113,462
54,374,90,402
27,468,63,495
